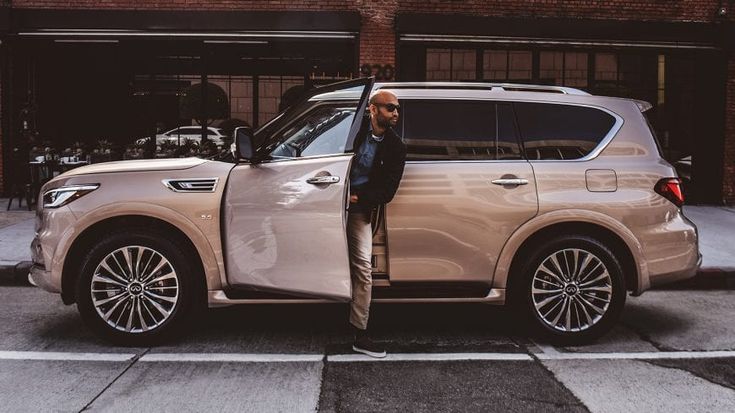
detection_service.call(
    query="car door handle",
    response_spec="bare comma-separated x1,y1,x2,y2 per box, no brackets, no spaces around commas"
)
491,178,529,186
307,175,340,185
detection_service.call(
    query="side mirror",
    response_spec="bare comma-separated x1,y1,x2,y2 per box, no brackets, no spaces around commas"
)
234,126,256,162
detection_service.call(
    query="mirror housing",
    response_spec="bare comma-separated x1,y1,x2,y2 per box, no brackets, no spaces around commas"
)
234,126,256,162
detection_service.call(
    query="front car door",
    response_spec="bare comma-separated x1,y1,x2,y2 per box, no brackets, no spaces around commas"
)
223,78,373,301
386,98,539,284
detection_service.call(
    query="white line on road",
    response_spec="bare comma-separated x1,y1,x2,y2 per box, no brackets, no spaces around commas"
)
0,351,136,362
1,350,734,363
536,350,735,360
327,353,533,362
139,353,324,363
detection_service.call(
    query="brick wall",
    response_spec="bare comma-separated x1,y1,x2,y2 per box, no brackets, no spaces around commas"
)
724,55,735,205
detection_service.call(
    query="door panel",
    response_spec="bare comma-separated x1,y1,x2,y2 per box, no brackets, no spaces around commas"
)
386,161,538,283
224,155,353,300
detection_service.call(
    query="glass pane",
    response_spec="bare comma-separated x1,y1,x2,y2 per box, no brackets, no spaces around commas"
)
595,53,618,81
259,76,304,127
483,50,508,80
496,104,523,160
508,51,532,80
564,52,588,87
403,100,498,160
540,51,564,85
426,48,451,81
515,102,616,160
452,49,477,81
268,103,357,158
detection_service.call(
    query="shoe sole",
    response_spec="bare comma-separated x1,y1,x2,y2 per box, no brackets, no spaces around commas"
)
352,345,387,359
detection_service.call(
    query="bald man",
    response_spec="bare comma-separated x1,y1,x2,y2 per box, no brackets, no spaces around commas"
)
347,90,407,358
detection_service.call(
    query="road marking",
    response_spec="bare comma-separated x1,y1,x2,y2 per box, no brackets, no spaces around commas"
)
0,351,135,362
139,353,324,363
1,350,735,363
536,350,735,360
327,353,533,362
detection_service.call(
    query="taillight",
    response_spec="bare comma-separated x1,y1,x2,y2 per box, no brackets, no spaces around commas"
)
654,178,684,207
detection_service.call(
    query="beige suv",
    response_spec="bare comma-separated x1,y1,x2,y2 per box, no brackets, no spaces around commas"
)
30,78,700,345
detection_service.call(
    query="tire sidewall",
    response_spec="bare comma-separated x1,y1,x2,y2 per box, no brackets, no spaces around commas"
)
517,235,626,344
75,229,197,346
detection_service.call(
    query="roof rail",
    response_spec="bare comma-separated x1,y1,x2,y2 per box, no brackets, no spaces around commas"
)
375,82,591,96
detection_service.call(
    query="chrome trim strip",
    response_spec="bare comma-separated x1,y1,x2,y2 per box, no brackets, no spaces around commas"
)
162,177,219,193
399,34,719,50
20,30,357,40
207,288,505,307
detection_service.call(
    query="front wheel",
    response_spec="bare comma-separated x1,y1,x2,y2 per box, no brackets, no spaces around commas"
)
75,228,201,346
514,235,626,345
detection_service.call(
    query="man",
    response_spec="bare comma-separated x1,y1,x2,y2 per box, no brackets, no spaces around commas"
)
347,90,406,358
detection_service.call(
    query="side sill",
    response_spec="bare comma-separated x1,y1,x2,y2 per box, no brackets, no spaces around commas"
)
207,288,506,308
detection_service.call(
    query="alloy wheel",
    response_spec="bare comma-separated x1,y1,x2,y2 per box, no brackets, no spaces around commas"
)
531,248,612,332
90,245,180,333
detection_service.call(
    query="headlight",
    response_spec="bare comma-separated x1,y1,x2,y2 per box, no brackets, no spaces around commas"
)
43,184,100,208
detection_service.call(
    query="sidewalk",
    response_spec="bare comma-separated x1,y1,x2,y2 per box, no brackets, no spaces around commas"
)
1,199,733,288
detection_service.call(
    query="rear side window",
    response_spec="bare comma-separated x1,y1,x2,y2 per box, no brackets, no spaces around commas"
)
401,100,522,161
514,102,616,160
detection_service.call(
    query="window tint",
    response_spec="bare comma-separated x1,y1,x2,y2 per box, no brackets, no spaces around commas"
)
402,100,522,160
267,103,356,158
514,102,616,160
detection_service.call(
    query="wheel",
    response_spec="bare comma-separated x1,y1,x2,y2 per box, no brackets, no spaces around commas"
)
75,228,202,346
514,235,626,345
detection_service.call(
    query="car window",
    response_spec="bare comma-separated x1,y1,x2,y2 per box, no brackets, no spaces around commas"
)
402,100,522,161
514,102,616,160
267,102,357,158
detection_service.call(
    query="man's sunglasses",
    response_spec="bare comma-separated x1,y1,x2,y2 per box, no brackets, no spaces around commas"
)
375,103,401,113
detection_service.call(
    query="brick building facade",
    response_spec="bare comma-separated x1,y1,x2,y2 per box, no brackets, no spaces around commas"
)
1,1,733,204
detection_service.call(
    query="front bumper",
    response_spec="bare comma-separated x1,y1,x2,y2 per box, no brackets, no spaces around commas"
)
29,263,59,293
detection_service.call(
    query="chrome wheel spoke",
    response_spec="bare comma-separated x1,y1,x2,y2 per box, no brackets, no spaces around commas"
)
532,248,613,332
91,245,179,334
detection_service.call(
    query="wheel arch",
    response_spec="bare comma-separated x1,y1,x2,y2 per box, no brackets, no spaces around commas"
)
496,211,648,297
60,214,212,305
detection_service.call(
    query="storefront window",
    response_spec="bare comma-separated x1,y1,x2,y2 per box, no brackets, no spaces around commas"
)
483,50,532,81
258,76,305,125
426,48,476,81
540,51,588,87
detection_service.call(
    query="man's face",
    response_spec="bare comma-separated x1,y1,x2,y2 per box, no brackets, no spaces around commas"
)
370,92,400,129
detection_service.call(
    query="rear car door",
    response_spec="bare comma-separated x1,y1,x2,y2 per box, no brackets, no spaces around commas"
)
386,99,538,284
223,78,373,301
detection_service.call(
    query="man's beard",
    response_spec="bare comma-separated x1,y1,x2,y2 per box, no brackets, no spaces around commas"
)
376,115,395,129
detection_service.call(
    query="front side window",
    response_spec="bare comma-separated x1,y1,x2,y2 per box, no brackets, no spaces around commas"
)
402,100,522,161
514,102,616,160
266,102,357,158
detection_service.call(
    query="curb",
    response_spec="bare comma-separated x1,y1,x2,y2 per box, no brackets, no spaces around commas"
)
0,261,33,286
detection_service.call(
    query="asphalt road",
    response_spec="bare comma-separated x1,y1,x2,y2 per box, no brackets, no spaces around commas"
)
1,287,734,412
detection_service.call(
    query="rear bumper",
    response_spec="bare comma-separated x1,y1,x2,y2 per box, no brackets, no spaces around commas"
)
648,252,701,289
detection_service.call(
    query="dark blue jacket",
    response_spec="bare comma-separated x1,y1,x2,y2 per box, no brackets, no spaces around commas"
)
350,122,407,212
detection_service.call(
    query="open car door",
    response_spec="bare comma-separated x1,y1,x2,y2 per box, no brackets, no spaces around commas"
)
223,77,374,301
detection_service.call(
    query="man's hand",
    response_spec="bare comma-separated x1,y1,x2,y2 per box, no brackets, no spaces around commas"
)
349,194,359,204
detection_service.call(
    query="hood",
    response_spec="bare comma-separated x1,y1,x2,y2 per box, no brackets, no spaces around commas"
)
60,157,208,177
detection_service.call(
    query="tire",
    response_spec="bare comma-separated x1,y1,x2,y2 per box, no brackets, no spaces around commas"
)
75,228,202,346
513,235,626,345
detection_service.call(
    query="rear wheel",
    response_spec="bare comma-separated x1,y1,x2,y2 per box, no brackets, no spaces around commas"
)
75,228,201,346
514,235,626,344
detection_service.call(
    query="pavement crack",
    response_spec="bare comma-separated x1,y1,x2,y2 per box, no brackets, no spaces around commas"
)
642,359,735,392
619,320,676,352
78,348,151,412
526,346,591,412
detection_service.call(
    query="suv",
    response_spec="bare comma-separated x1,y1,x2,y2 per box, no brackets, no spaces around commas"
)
30,78,700,345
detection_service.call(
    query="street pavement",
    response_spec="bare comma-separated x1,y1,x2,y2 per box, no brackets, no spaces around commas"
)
1,287,734,412
1,200,734,411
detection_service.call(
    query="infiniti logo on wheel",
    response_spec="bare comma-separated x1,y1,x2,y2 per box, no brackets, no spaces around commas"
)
129,283,143,294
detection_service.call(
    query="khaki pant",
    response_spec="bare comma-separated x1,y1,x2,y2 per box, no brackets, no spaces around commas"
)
347,212,373,330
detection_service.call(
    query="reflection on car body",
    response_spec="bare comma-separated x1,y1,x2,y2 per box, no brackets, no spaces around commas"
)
30,79,700,346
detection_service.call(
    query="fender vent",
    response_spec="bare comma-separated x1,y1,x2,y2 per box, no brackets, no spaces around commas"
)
162,178,219,193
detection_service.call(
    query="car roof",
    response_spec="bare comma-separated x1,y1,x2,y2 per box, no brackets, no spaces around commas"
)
309,81,649,110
